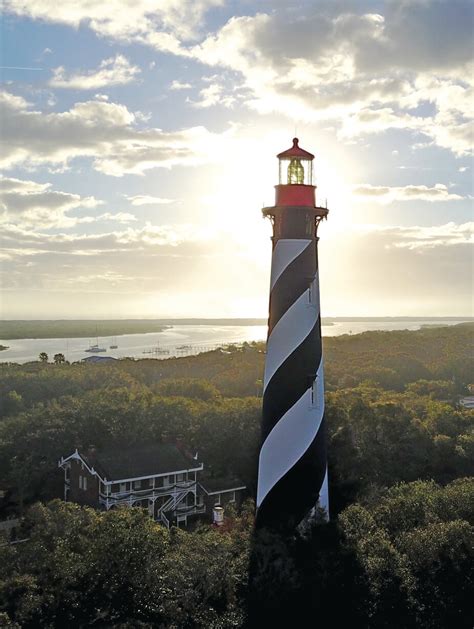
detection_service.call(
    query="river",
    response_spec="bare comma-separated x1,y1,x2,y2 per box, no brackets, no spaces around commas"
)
0,319,470,364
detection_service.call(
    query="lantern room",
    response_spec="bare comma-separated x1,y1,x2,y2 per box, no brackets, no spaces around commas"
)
277,137,314,185
274,138,316,207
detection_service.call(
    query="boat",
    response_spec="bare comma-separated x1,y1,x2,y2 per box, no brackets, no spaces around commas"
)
176,344,192,350
85,344,107,353
85,332,107,353
110,337,118,349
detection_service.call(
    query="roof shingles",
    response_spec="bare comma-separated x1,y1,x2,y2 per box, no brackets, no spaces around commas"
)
82,443,201,481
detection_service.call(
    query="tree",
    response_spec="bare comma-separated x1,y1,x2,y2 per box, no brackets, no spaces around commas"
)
38,353,48,363
53,353,65,364
339,478,474,628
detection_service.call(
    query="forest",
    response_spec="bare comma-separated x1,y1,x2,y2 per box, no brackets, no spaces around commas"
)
0,323,473,627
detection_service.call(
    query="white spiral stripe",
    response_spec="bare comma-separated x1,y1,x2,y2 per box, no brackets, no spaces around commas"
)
257,360,325,508
270,239,312,291
263,284,318,391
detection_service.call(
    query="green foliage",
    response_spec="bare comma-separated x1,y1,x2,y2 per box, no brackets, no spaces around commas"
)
0,325,473,626
0,500,251,628
154,378,221,400
340,479,474,628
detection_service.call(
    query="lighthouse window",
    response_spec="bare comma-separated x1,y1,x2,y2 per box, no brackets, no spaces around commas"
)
288,158,304,184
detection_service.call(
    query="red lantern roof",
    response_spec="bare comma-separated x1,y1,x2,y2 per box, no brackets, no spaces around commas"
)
277,137,314,160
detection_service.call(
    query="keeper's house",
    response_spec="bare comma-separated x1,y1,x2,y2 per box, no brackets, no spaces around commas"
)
59,443,245,528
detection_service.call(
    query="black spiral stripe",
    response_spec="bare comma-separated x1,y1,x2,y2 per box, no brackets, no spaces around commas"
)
257,207,327,531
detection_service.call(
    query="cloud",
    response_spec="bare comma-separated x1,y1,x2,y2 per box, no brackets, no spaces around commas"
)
49,54,140,89
320,222,473,316
170,80,192,90
5,2,472,155
352,183,464,203
96,212,137,223
191,82,235,108
0,175,103,228
1,218,472,317
186,3,473,155
0,89,230,175
125,195,174,206
4,0,223,44
379,222,474,250
0,176,140,228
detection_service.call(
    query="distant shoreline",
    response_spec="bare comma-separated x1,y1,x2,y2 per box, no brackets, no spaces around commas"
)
0,317,472,340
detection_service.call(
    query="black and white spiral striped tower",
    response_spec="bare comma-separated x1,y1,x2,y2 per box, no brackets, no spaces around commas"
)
256,138,329,532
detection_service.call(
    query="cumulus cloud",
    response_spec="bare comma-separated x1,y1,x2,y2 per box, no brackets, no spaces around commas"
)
50,54,140,89
5,1,472,154
4,0,223,47
0,89,230,175
0,176,104,228
186,3,473,155
0,176,141,228
352,183,464,203
191,83,235,108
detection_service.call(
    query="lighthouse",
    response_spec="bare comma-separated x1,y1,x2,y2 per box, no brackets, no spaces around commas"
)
256,138,329,531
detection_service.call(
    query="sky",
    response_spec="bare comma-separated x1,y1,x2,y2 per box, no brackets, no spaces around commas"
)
0,0,472,319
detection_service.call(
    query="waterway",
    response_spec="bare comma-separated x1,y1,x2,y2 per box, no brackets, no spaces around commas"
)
0,319,470,364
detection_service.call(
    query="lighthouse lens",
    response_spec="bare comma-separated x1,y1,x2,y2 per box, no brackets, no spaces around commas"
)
288,158,304,184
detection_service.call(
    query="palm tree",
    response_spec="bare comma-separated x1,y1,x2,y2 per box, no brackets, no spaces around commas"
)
53,353,66,364
39,352,48,363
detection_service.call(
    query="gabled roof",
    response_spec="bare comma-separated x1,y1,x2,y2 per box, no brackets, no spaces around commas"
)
277,137,314,160
61,443,202,482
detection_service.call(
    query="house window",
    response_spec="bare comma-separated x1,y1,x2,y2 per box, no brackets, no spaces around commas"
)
83,476,87,491
176,473,185,483
197,495,204,506
79,475,83,489
133,480,142,490
214,494,221,505
119,482,127,493
229,491,236,503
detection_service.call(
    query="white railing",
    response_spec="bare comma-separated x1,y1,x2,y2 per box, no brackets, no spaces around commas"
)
99,481,196,507
98,482,206,524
